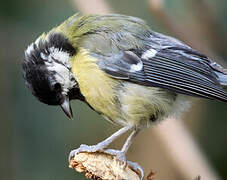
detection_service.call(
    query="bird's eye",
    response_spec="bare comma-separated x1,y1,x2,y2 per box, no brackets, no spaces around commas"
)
54,83,62,92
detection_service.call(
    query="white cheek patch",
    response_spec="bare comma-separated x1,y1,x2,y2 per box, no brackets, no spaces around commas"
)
142,49,157,60
45,61,75,93
49,47,70,66
40,47,71,67
129,61,143,72
43,47,74,93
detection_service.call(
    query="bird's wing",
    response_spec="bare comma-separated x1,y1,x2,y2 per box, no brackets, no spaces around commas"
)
94,45,227,102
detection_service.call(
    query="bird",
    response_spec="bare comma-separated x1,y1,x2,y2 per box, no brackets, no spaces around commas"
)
22,13,227,178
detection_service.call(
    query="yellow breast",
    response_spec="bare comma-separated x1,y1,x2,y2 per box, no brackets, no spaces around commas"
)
71,49,177,128
72,49,119,120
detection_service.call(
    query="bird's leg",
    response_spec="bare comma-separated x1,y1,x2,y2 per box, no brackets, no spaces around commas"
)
68,126,132,162
103,129,144,179
121,129,139,153
103,129,139,161
69,127,144,179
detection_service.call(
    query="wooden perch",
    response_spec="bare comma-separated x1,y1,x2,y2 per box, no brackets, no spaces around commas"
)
69,152,143,180
68,152,201,180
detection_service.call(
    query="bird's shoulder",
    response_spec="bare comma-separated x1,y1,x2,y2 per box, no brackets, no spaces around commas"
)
65,14,150,54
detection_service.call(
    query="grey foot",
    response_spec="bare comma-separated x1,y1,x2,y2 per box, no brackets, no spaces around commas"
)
68,145,126,162
68,144,106,162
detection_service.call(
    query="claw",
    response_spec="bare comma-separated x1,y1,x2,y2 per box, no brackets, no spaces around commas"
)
68,144,105,162
127,161,144,180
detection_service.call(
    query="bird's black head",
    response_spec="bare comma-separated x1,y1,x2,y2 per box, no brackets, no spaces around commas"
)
22,32,82,118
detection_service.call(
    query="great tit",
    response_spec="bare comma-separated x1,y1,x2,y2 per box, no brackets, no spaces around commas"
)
22,14,227,177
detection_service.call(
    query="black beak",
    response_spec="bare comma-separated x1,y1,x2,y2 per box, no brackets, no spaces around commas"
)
60,96,73,119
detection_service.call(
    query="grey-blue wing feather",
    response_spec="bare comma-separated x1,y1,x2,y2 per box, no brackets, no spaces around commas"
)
94,41,227,102
142,48,227,100
95,51,143,79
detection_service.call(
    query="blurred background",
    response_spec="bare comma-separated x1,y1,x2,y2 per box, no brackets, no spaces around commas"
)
1,0,227,179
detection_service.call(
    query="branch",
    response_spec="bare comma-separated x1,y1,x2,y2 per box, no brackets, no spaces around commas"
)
69,152,142,180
